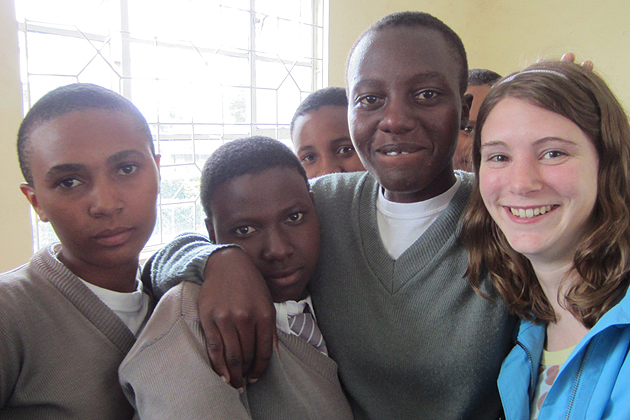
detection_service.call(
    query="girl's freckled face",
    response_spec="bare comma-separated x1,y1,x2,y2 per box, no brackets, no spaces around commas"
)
479,98,599,265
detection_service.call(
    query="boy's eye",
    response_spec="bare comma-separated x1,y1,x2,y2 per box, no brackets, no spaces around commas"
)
234,226,257,236
300,154,317,164
336,145,355,156
357,95,383,108
57,178,82,189
462,126,474,134
414,90,439,101
118,164,138,175
286,212,304,223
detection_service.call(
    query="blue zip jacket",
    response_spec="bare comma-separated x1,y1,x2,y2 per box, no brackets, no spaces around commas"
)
499,290,630,419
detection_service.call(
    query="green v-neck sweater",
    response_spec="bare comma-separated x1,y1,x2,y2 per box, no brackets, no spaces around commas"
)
148,171,517,420
308,171,516,419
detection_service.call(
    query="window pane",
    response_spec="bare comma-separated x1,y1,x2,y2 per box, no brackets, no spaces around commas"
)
16,0,324,252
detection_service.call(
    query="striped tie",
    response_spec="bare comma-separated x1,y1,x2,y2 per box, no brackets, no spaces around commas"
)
288,308,328,355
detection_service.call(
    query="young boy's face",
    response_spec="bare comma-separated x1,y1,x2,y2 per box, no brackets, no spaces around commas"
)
293,105,365,179
347,26,471,203
208,166,320,302
20,109,160,280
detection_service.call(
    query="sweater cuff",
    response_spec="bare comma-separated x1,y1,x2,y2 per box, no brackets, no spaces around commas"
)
144,232,241,300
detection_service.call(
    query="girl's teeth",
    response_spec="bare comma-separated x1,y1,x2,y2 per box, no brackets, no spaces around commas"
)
510,205,553,219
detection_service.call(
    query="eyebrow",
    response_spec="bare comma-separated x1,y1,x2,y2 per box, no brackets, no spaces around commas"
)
297,145,316,154
107,149,148,164
352,71,447,90
480,137,579,149
44,163,86,183
330,137,353,147
43,149,149,182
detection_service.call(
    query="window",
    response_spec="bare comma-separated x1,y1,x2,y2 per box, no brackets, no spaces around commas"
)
16,0,326,256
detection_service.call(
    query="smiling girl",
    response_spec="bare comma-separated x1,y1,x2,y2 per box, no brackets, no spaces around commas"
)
462,61,630,419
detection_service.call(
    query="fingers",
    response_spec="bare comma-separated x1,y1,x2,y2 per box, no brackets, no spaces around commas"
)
195,247,275,391
581,60,594,71
201,319,231,385
200,307,252,392
246,309,277,384
561,52,594,71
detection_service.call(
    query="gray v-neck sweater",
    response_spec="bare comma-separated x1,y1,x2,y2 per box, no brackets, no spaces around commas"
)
0,245,140,419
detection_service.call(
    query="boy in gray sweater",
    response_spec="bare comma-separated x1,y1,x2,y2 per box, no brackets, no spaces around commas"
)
0,83,159,419
119,137,352,419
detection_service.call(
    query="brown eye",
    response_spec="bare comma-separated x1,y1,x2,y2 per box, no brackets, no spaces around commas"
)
234,226,256,236
415,90,439,101
357,95,383,108
119,164,138,175
287,212,304,223
58,178,82,188
337,145,355,155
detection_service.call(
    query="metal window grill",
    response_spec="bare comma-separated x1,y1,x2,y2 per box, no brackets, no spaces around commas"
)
15,0,325,257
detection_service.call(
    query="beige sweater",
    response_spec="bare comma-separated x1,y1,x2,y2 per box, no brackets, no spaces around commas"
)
119,281,354,420
0,245,142,419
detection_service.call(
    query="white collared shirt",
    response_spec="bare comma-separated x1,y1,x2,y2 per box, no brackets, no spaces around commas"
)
274,295,316,337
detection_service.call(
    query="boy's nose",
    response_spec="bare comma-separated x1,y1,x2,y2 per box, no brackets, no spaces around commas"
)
89,181,124,217
378,98,417,134
262,228,293,262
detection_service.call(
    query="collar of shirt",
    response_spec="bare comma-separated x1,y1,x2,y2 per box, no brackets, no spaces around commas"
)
275,295,315,336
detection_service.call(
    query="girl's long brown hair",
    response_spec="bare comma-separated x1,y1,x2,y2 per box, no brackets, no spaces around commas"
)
462,61,630,328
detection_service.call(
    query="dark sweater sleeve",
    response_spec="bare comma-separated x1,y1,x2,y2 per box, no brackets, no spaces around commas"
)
143,232,237,300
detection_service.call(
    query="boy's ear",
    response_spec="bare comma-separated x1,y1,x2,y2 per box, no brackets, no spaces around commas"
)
20,183,49,222
205,218,216,243
154,154,161,171
460,93,474,130
309,190,315,205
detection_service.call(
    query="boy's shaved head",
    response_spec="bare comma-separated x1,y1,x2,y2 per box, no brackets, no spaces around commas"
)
200,136,308,218
290,87,348,136
348,11,469,95
18,83,154,186
468,68,502,87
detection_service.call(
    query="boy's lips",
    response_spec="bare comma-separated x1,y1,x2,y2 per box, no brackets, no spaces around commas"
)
375,143,425,156
93,227,135,246
265,268,302,283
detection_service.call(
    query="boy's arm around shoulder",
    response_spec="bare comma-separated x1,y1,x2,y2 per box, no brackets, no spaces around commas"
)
143,232,233,300
143,232,276,391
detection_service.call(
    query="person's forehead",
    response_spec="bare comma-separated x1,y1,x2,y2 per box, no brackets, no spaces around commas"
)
347,26,460,84
29,109,150,156
31,111,149,173
293,106,349,146
213,167,309,208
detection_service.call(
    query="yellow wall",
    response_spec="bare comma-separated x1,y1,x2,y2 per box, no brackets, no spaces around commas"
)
0,0,32,272
328,0,630,110
2,0,630,271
